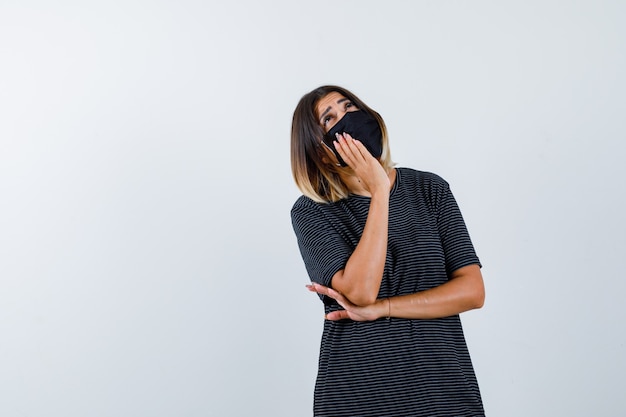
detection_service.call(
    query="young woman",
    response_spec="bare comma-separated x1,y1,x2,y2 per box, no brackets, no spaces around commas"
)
290,85,486,416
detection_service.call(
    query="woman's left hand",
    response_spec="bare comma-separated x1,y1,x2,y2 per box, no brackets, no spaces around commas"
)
306,282,387,321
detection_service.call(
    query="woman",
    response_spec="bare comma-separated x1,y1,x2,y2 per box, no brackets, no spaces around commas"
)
290,85,485,417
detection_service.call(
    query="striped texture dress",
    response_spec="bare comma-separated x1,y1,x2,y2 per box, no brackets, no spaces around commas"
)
291,168,485,417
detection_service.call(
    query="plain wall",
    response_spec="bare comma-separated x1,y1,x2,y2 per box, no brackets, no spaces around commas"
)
1,1,625,416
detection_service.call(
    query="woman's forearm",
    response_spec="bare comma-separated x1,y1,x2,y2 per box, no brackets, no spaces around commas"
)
313,265,484,322
331,191,389,306
387,264,484,319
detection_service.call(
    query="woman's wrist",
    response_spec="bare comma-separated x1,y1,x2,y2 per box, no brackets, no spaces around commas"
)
370,190,390,201
376,297,392,320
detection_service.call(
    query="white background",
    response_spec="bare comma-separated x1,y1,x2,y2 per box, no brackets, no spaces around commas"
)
1,1,625,416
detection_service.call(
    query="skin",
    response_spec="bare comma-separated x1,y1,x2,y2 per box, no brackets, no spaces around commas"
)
307,92,485,320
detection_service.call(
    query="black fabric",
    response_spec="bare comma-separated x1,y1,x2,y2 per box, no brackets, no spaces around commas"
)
322,110,383,166
291,168,485,417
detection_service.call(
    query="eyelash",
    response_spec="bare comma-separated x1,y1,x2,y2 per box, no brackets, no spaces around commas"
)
322,102,355,126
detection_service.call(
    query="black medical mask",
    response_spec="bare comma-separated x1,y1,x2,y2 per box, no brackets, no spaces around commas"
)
322,110,383,167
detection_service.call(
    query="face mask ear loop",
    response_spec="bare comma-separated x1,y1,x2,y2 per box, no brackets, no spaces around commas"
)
321,140,346,167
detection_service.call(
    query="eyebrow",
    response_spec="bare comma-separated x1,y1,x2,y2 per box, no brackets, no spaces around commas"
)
319,97,350,122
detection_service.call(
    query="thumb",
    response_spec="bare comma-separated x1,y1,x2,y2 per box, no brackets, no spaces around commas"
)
325,310,349,321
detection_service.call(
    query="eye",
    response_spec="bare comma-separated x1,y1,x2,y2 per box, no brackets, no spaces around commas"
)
345,101,355,110
322,115,332,126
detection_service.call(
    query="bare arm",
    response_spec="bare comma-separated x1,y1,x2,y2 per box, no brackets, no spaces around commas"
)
386,264,484,319
330,191,388,306
328,134,390,306
309,264,485,321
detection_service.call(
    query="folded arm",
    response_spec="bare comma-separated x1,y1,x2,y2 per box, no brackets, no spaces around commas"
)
327,135,390,306
309,264,484,321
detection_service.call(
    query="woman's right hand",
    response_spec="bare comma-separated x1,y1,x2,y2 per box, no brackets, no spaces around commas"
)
306,283,388,321
333,132,390,196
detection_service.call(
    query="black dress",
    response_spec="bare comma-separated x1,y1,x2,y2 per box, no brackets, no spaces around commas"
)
291,168,485,417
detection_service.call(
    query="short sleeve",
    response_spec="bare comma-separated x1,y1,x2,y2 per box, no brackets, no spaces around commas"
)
290,197,353,291
435,181,481,275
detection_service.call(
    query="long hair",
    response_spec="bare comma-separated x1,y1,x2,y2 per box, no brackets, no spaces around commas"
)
290,85,394,203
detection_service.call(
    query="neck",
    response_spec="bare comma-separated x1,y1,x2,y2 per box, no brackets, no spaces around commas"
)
339,167,396,197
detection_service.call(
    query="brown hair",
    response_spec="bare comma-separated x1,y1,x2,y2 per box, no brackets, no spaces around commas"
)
290,85,394,203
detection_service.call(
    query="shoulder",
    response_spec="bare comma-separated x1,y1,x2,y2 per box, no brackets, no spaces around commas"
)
291,195,346,241
291,195,322,216
291,192,352,231
396,167,450,192
291,195,332,225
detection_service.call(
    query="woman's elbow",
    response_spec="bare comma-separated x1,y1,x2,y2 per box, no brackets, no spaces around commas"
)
350,292,378,307
332,271,380,306
339,285,378,306
470,280,485,309
474,288,485,309
454,265,485,310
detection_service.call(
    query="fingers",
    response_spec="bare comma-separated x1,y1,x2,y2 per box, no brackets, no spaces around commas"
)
343,133,371,158
307,283,354,316
307,283,346,303
308,283,376,322
332,133,370,167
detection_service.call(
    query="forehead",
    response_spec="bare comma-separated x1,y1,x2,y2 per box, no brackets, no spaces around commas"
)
315,92,347,118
